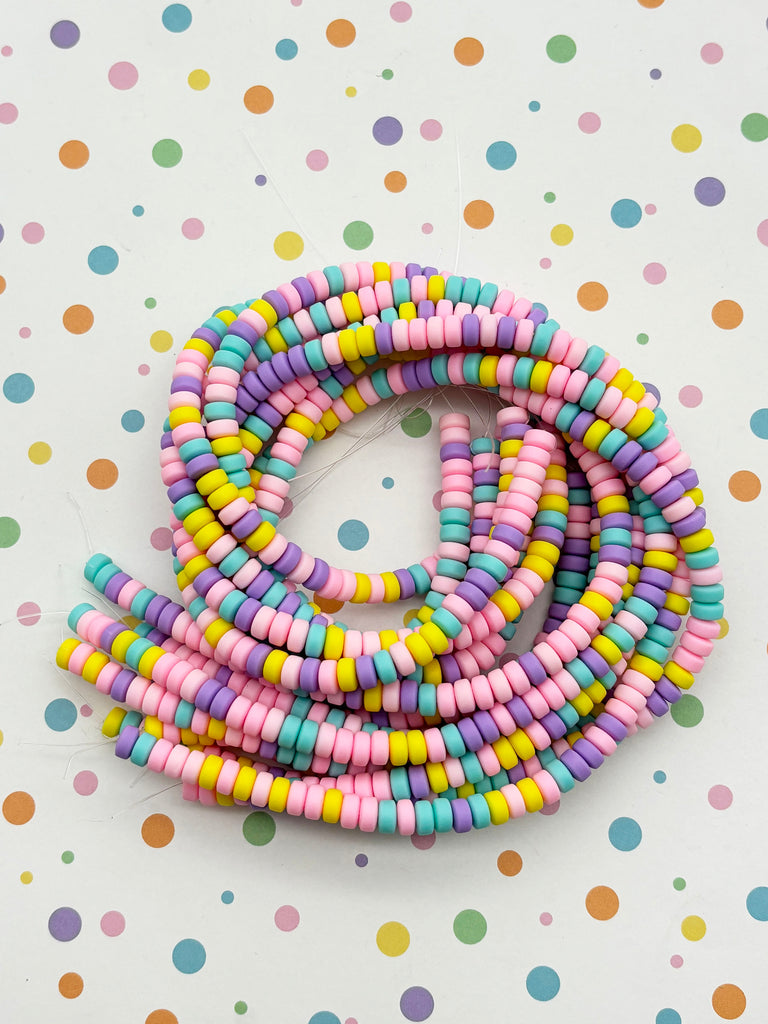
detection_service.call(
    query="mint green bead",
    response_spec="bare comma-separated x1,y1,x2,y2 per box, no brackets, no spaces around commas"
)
277,316,302,346
431,354,451,385
92,561,122,594
309,301,333,334
499,622,517,640
531,319,558,356
213,348,246,372
326,708,346,729
690,583,724,603
174,701,195,729
473,486,499,503
171,557,182,575
603,623,635,652
441,723,466,758
291,697,312,720
556,571,587,590
293,603,314,621
637,419,668,450
277,714,301,750
261,582,288,609
378,800,397,834
133,620,154,638
219,453,247,474
512,356,535,388
370,366,394,399
439,507,471,525
624,596,657,624
67,602,95,633
463,353,483,384
467,793,491,829
467,553,507,583
275,746,294,765
300,337,325,372
474,776,492,794
130,732,156,767
547,758,576,792
600,528,631,547
203,316,227,338
470,437,497,454
179,438,212,461
554,702,579,730
442,786,458,802
636,638,668,662
296,718,319,754
372,648,397,684
253,338,273,362
460,751,483,784
598,428,629,460
445,276,464,304
408,563,432,593
690,600,724,620
414,800,435,835
218,591,247,623
84,552,113,583
553,586,584,605
327,761,345,778
555,402,581,432
535,509,568,532
380,306,398,324
290,751,311,771
440,523,471,544
392,278,411,306
578,345,605,375
686,546,719,569
461,277,481,305
323,265,344,295
580,377,606,410
130,588,157,618
390,767,412,800
424,592,443,609
320,376,344,400
569,487,592,505
646,624,675,647
430,606,462,638
436,558,466,580
477,281,498,308
490,770,508,790
261,510,279,527
568,657,594,687
188,596,208,619
418,684,437,717
242,415,273,442
645,515,672,534
433,798,454,832
204,401,237,421
266,458,297,481
125,637,154,671
600,668,617,688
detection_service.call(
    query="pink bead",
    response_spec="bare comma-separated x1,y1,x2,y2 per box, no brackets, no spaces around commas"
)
533,769,561,805
396,799,416,836
340,793,361,829
358,795,379,832
502,783,527,818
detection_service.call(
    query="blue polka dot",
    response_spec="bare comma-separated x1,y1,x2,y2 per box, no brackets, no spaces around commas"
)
611,199,642,228
337,519,369,551
3,372,35,403
751,409,768,439
525,966,561,1001
121,409,145,432
650,68,662,80
132,205,144,217
653,770,667,784
382,477,394,489
531,302,548,318
88,245,119,275
486,141,517,170
221,890,234,904
608,816,643,851
44,698,77,732
162,4,192,32
275,38,298,60
254,174,267,186
172,938,206,973
746,886,768,921
528,100,540,111
656,1010,681,1024
308,1014,341,1024
0,223,4,242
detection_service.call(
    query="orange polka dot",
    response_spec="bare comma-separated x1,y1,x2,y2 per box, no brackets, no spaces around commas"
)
711,300,743,329
326,19,356,47
454,37,484,66
141,812,175,848
463,200,495,229
3,791,35,825
384,171,407,193
728,471,761,502
0,276,6,295
59,140,89,169
62,304,94,334
86,459,118,490
58,973,84,999
637,0,665,6
243,86,274,115
712,984,747,1019
145,1012,179,1024
585,885,620,920
577,281,609,311
497,850,523,876
314,594,344,615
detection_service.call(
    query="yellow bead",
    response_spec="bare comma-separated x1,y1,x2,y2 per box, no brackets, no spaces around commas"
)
244,521,276,552
204,618,232,648
341,291,364,324
629,652,664,681
320,409,340,433
336,657,357,692
609,368,634,391
184,554,212,580
349,572,372,604
363,682,383,712
323,625,345,660
207,717,227,741
509,729,535,761
427,275,445,302
261,649,288,685
570,691,594,716
491,736,518,770
136,646,164,681
337,328,359,362
268,775,291,812
625,407,655,438
422,659,442,686
580,591,614,620
404,632,433,667
232,765,257,802
529,359,553,394
485,790,510,825
584,681,607,703
249,298,278,329
685,487,704,506
102,708,127,737
379,629,398,650
521,554,555,582
527,540,559,564
664,592,690,615
198,754,224,790
643,550,678,572
285,412,315,438
425,761,449,793
665,662,695,690
591,634,623,665
389,731,408,766
679,528,714,553
517,777,544,813
321,787,343,824
372,261,391,282
168,406,201,429
499,439,523,458
216,792,235,807
263,325,288,353
197,469,229,496
582,419,612,452
419,620,450,656
596,495,630,516
342,384,367,415
111,629,140,663
183,507,214,535
627,564,641,585
489,589,522,624
623,380,646,403
239,428,263,454
538,494,569,515
214,308,238,327
184,337,215,359
478,356,499,388
207,483,239,511
356,323,377,357
180,728,203,747
406,730,428,765
398,301,417,321
193,522,225,552
211,436,242,456
56,638,80,669
144,716,163,739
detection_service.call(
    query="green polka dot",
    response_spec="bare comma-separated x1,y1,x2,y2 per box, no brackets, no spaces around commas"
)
145,297,157,309
61,851,74,864
382,68,394,80
670,694,703,728
741,113,768,142
636,333,649,345
546,35,577,64
673,877,686,891
152,138,183,167
400,407,432,438
0,516,21,548
342,220,374,250
453,909,487,944
242,810,276,846
544,191,556,203
234,1001,248,1015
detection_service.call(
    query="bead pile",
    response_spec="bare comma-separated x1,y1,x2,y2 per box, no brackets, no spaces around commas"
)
56,261,723,835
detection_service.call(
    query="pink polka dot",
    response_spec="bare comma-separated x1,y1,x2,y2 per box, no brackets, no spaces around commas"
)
421,222,433,234
539,912,553,926
670,955,684,968
1,46,13,57
138,364,150,376
539,800,560,816
21,222,45,244
306,149,329,171
274,905,300,931
73,770,98,796
290,0,302,6
411,832,436,850
708,784,733,810
17,601,41,625
757,220,768,246
540,257,552,269
181,217,204,240
645,203,657,215
19,327,31,339
100,911,126,937
577,112,601,134
700,42,723,64
279,497,294,520
390,2,412,21
108,62,138,90
420,119,442,141
150,527,173,551
678,385,702,408
80,704,93,718
643,262,667,284
432,489,442,512
0,102,19,124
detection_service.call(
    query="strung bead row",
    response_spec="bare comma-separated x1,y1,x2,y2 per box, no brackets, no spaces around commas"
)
56,261,723,835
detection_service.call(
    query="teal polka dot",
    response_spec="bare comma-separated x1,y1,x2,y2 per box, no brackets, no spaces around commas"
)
382,477,394,489
486,141,517,169
88,245,119,274
172,937,206,973
750,409,768,439
746,886,768,921
656,1010,681,1024
525,965,561,1001
400,407,432,437
653,770,667,784
610,199,642,228
275,38,298,60
3,372,34,403
121,409,145,432
221,890,234,904
608,816,642,851
162,4,192,32
528,100,540,111
242,810,276,846
132,205,144,216
338,519,369,551
44,698,77,732
308,1013,341,1024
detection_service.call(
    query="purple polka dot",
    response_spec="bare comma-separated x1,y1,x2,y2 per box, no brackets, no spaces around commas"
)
670,955,683,968
150,527,173,550
643,382,662,404
50,20,80,48
410,832,436,850
650,68,662,80
643,262,667,284
419,119,442,141
645,203,657,214
372,116,403,145
539,800,560,816
708,784,733,809
400,986,434,1022
254,174,267,186
679,385,702,408
306,149,329,171
100,911,125,936
578,112,601,134
48,906,82,941
354,853,368,867
694,177,725,206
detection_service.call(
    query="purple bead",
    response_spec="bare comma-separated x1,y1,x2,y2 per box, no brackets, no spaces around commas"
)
473,468,498,487
186,453,219,479
194,327,223,348
626,451,658,484
598,545,632,566
160,430,174,450
438,654,461,684
261,290,290,320
675,468,699,491
652,479,685,508
566,471,586,488
171,375,203,396
270,351,294,384
115,725,140,759
630,546,645,565
496,316,517,349
241,371,270,402
345,688,363,710
631,582,665,608
671,507,706,538
146,628,167,647
356,655,378,690
273,542,302,576
462,313,480,346
441,442,471,461
103,571,132,604
215,666,232,685
246,572,273,601
457,717,483,751
639,567,672,589
569,411,595,441
233,599,259,632
111,669,135,703
255,401,283,428
601,512,633,530
405,262,422,281
304,558,330,592
291,276,316,306
408,765,430,800
245,644,270,678
196,678,222,712
573,736,604,769
540,710,567,739
236,386,257,415
529,307,547,327
507,762,526,784
500,422,528,441
278,593,302,616
518,651,547,686
473,710,500,744
259,740,277,761
655,675,681,704
463,568,497,597
454,581,487,612
531,525,562,545
655,608,681,631
595,712,627,742
167,478,197,503
209,686,237,720
374,321,393,356
613,440,642,472
561,747,591,782
415,359,437,390
144,594,172,625
232,510,262,540
287,345,312,378
393,568,416,600
646,690,669,716
101,621,127,652
400,680,419,714
451,798,473,833
422,266,438,278
299,658,320,692
194,568,221,598
227,320,260,347
507,694,533,727
401,361,421,393
417,300,435,319
470,521,491,537
491,524,525,549
257,362,282,394
580,646,609,679
334,365,355,388
157,602,183,636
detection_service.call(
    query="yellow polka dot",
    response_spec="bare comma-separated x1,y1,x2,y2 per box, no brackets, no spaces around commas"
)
187,69,210,90
681,914,706,941
150,330,173,352
20,871,33,884
376,921,410,956
273,231,304,261
28,442,52,465
718,618,729,639
671,124,702,152
550,223,574,246
345,86,357,97
403,608,421,627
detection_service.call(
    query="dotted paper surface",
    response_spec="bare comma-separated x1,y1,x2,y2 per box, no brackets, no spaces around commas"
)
1,2,767,1022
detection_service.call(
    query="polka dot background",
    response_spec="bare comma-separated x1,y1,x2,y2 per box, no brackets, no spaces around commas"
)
0,3,765,1021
